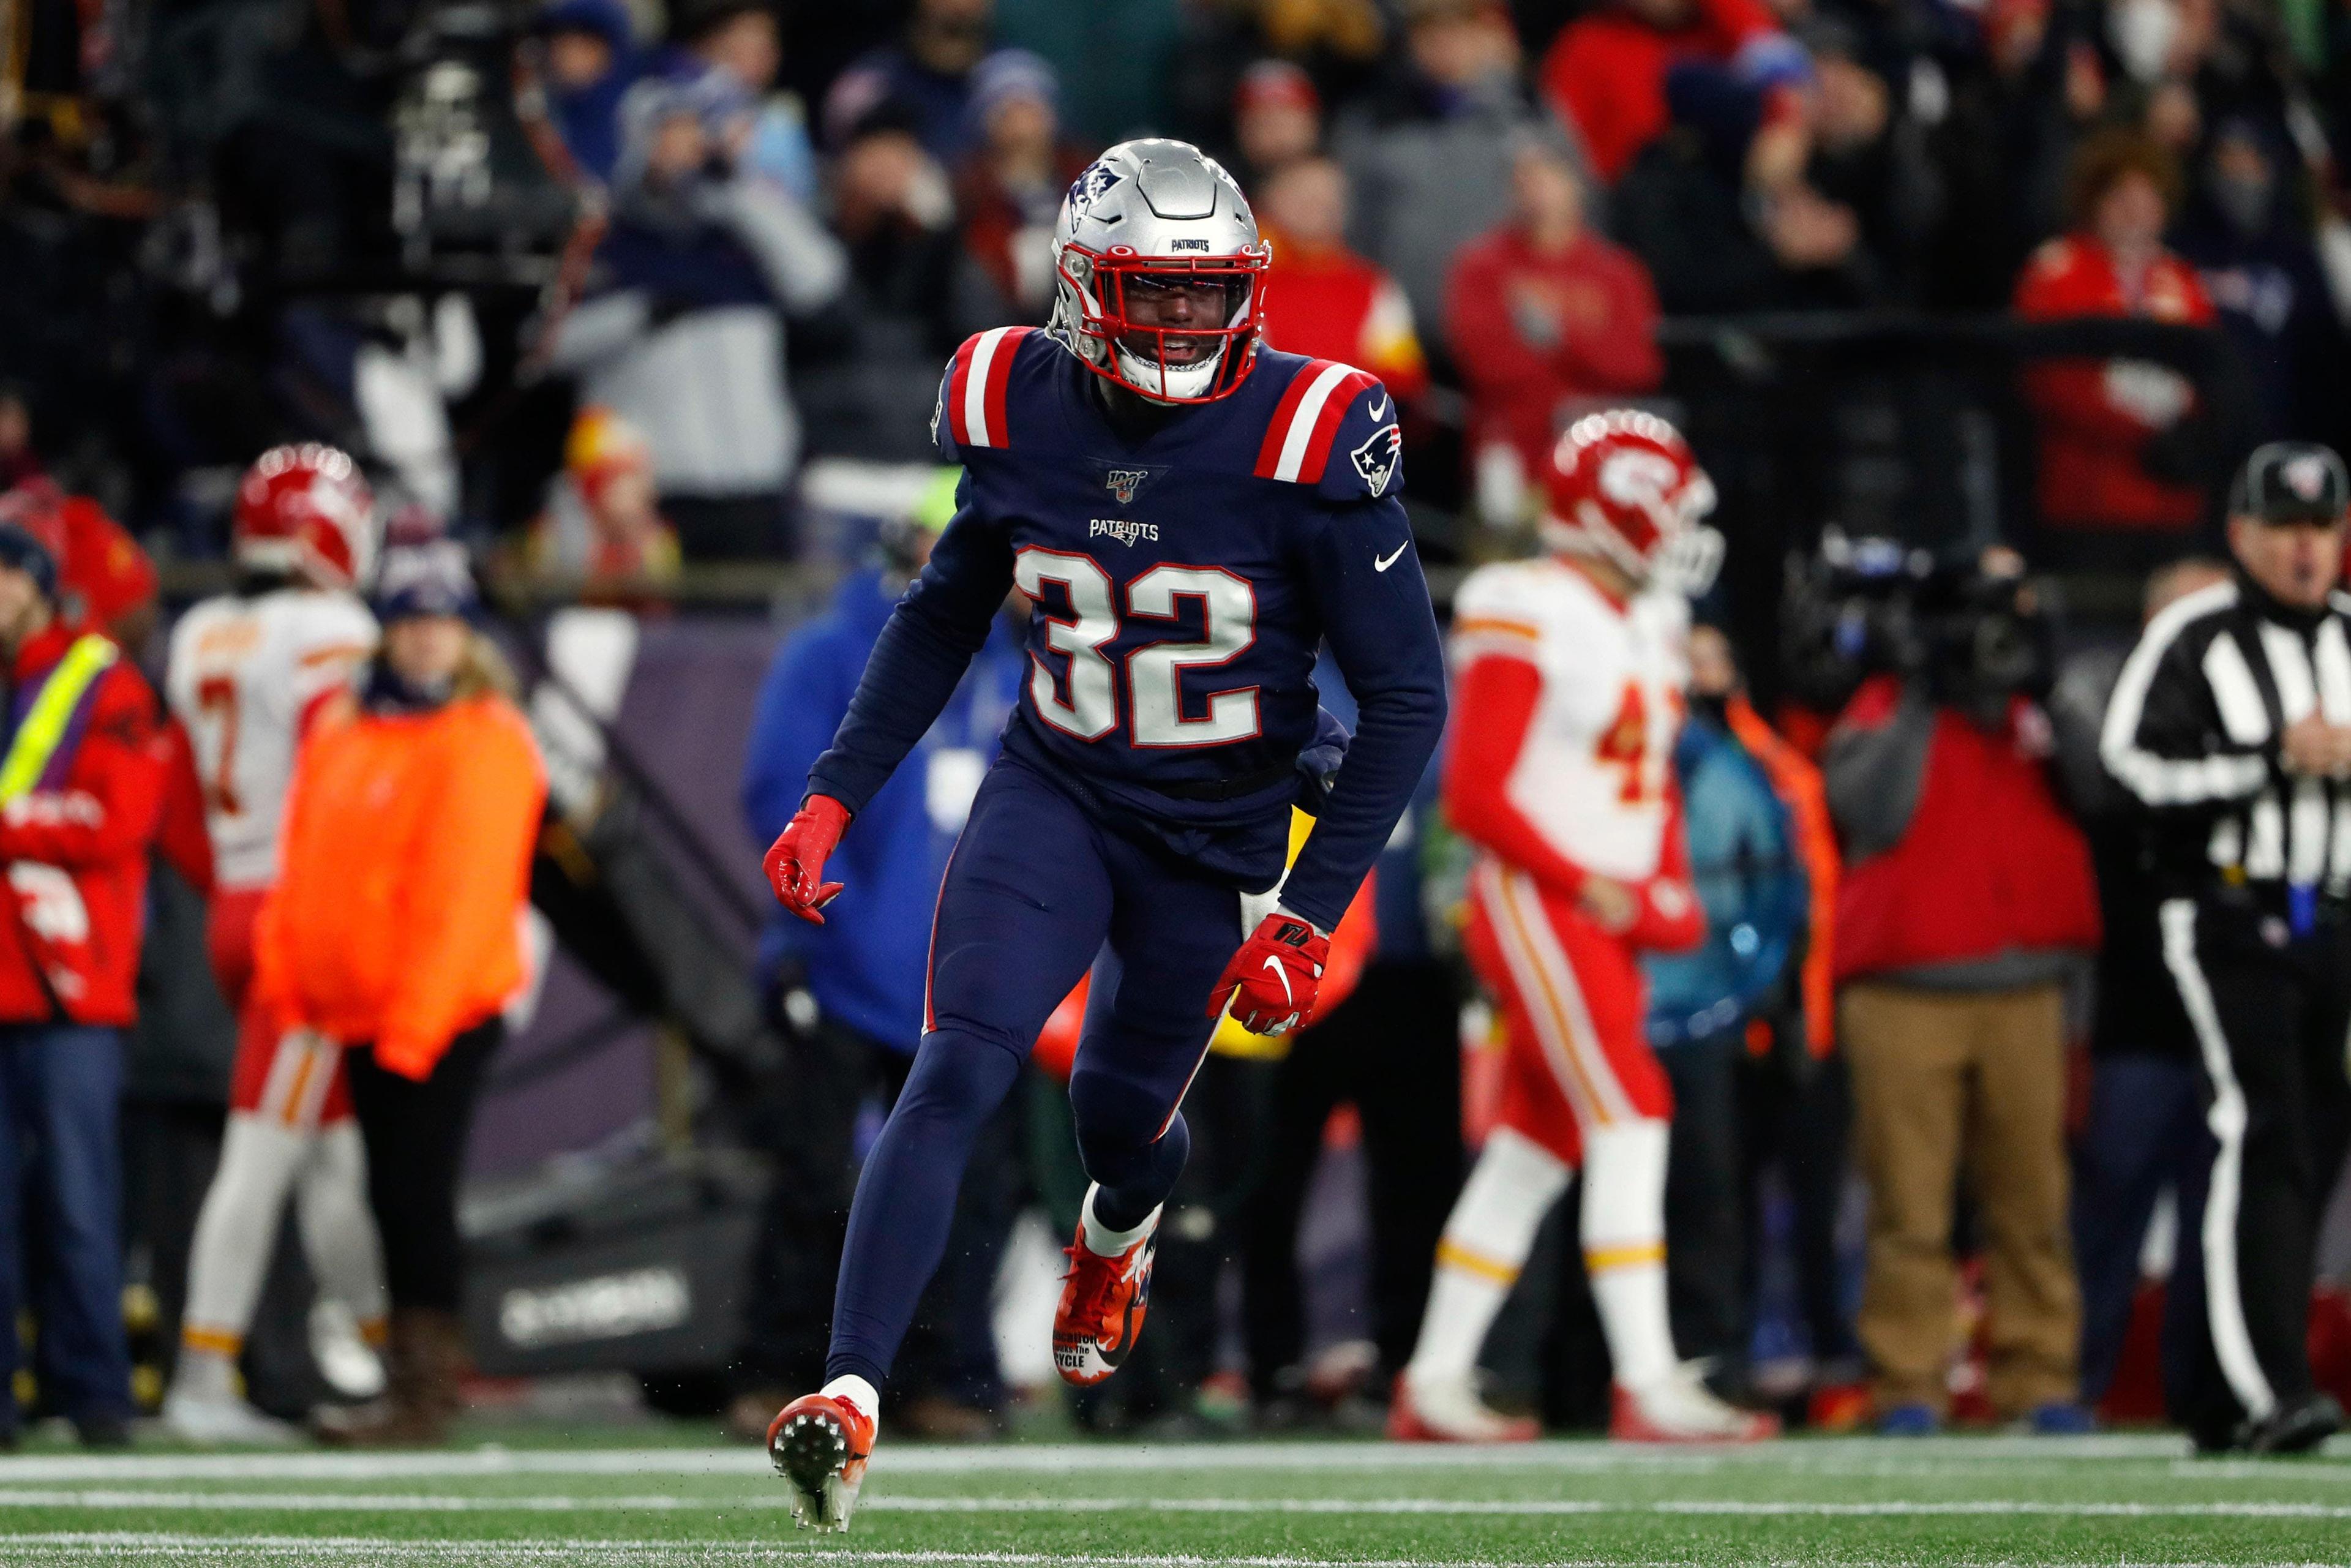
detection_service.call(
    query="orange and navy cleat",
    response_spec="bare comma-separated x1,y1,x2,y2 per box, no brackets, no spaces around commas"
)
1052,1215,1159,1387
767,1390,876,1531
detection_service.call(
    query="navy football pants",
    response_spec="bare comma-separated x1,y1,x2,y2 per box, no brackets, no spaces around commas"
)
826,757,1245,1392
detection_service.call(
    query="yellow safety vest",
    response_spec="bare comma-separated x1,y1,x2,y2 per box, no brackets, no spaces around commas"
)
0,634,119,803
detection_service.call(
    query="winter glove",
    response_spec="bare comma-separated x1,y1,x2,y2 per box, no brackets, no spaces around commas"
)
1205,911,1330,1037
763,795,850,925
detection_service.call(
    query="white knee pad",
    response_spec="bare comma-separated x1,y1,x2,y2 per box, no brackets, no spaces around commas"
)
1580,1117,1669,1250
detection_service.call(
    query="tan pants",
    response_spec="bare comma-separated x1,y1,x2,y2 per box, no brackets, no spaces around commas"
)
1842,981,2080,1417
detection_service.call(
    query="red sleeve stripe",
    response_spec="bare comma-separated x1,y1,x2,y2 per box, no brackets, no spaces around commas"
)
950,326,1030,450
1254,361,1376,483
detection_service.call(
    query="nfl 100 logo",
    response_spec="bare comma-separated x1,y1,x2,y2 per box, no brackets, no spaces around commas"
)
1104,468,1149,505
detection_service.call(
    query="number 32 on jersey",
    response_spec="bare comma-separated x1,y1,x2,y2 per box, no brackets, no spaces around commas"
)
1015,547,1258,749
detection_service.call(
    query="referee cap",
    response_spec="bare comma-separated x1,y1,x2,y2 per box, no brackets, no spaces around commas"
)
2231,441,2349,524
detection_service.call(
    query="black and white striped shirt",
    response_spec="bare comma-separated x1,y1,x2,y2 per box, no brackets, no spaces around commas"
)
2100,574,2351,901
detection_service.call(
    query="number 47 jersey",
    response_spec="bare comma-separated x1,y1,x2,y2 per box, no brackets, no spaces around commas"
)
809,327,1448,936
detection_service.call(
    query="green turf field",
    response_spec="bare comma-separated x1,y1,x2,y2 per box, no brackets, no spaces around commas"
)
0,1433,2347,1566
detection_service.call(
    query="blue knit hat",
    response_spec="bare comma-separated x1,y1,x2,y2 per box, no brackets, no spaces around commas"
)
372,539,478,623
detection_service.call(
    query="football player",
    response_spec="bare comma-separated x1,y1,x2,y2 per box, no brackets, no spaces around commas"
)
162,445,389,1442
1390,412,1777,1444
760,139,1445,1528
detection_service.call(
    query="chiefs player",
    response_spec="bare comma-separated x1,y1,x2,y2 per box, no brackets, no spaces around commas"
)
162,445,388,1442
1391,411,1775,1443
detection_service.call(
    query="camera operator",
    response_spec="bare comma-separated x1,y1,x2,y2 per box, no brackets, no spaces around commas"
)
1817,542,2102,1435
2098,442,2351,1454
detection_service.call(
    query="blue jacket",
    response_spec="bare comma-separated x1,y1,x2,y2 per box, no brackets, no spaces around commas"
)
744,566,1024,1051
1644,715,1807,1047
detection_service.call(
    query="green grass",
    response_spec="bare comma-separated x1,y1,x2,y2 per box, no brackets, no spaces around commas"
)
1,1430,2348,1565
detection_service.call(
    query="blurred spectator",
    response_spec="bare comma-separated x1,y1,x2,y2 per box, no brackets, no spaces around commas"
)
1,479,161,651
1644,626,1811,1384
1928,0,2090,307
1824,548,2100,1434
1444,141,1661,504
822,0,997,161
263,542,546,1446
1799,19,1943,305
1333,0,1585,352
522,408,682,599
734,472,1026,1441
0,496,168,1448
1258,158,1429,397
996,0,1189,148
956,50,1084,323
1240,658,1458,1424
2170,119,2349,449
534,0,642,184
1617,67,1878,312
673,0,820,203
0,386,41,490
2013,132,2216,538
798,112,998,463
2047,555,2227,1413
1538,0,1810,186
1230,59,1325,189
550,68,847,559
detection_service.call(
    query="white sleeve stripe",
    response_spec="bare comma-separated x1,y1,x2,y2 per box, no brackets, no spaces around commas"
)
963,326,1013,448
1273,362,1354,482
2259,621,2317,722
2100,581,2265,807
2202,636,2271,744
2316,618,2351,724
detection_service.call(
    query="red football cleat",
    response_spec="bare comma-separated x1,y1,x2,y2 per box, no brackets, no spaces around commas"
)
1386,1369,1540,1442
1052,1217,1158,1387
1608,1365,1780,1443
767,1390,876,1531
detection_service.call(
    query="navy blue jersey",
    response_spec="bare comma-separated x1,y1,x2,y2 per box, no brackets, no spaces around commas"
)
809,326,1447,931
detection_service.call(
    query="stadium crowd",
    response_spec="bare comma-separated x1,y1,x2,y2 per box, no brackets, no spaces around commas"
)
0,0,2347,1455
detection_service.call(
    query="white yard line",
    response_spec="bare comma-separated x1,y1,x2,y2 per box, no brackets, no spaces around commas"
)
2,1490,2351,1520
0,1538,2347,1568
3,1434,2343,1485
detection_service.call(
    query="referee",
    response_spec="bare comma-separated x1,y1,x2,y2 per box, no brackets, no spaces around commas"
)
2100,441,2351,1454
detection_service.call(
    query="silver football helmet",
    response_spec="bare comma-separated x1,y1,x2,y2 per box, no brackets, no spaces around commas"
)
1049,138,1271,404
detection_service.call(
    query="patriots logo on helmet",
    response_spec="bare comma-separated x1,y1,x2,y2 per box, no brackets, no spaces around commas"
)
1105,468,1148,505
1349,424,1402,498
1067,163,1123,222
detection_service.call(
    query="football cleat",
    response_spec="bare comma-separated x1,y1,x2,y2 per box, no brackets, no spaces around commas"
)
1052,1218,1159,1387
159,1387,304,1446
1610,1363,1780,1443
1385,1369,1540,1442
767,1392,876,1531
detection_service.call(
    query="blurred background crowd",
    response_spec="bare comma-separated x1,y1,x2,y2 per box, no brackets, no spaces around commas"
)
1,0,2350,1447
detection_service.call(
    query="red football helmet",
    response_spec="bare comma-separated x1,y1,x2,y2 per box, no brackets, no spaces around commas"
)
233,444,376,591
1540,410,1722,593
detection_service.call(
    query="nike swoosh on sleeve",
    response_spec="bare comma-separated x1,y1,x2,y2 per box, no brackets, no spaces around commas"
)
1375,543,1408,571
1368,392,1389,420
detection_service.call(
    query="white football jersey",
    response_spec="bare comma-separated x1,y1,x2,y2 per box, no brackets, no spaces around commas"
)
167,588,377,890
1450,557,1690,882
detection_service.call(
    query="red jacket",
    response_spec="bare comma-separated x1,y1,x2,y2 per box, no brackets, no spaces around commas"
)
1260,232,1430,399
1831,677,2098,983
1445,226,1663,481
0,621,169,1026
2013,235,2217,533
1540,0,1784,184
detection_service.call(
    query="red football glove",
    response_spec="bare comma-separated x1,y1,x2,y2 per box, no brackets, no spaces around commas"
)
763,795,851,925
1205,912,1330,1037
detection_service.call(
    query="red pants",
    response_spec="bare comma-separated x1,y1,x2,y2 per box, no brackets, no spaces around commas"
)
1463,860,1671,1165
211,886,352,1128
